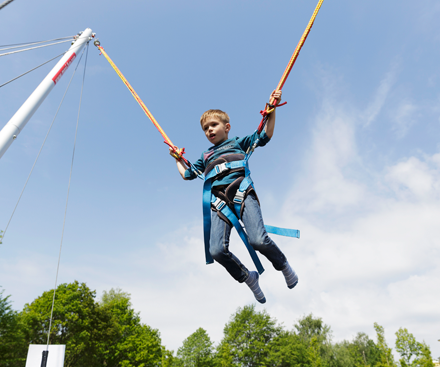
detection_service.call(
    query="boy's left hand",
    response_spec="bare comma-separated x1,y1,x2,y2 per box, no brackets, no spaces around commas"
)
270,90,282,105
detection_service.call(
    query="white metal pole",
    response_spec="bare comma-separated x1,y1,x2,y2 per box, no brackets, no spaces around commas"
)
0,28,93,159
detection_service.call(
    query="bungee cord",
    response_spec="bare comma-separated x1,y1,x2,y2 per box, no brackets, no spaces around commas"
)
93,40,201,174
46,42,89,349
256,0,324,136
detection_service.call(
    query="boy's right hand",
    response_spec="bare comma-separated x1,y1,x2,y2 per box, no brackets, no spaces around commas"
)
169,147,180,160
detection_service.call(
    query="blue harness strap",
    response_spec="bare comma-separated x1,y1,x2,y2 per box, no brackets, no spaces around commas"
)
202,178,214,264
233,175,254,219
264,225,300,238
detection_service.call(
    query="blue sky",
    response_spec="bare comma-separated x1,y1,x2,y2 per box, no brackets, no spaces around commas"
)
1,0,439,358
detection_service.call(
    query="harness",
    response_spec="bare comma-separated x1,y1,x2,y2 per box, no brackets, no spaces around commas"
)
199,134,299,275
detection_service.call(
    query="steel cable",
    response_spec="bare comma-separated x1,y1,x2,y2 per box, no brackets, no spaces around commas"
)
1,45,87,245
46,42,89,349
0,36,73,51
0,52,65,88
0,39,72,57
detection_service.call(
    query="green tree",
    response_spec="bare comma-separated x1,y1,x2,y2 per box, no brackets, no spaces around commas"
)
215,343,233,367
264,330,318,367
294,314,332,367
101,287,132,306
19,282,164,367
330,341,356,367
162,348,177,367
176,328,214,367
395,328,434,367
395,328,420,367
294,314,332,346
216,304,283,366
346,332,383,367
101,290,163,367
374,323,396,367
20,281,118,366
0,288,27,367
414,342,435,367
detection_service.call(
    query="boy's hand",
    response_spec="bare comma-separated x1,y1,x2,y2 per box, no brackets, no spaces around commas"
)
270,89,282,105
169,146,180,160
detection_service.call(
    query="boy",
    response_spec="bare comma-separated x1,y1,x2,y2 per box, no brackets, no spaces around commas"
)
172,90,297,303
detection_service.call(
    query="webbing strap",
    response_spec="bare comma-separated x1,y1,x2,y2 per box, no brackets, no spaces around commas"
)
211,196,265,275
233,176,254,219
203,179,214,264
204,160,247,181
265,225,300,238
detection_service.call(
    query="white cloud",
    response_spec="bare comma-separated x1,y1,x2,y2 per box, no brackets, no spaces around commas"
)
385,154,440,201
390,101,418,139
285,97,366,215
361,66,398,127
270,70,440,356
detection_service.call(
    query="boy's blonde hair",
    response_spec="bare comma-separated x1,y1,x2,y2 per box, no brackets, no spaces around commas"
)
200,109,230,127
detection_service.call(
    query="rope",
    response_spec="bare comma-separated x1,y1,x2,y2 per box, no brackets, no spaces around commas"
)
274,0,324,94
0,0,15,10
0,36,73,51
46,43,89,349
96,44,191,166
257,0,324,133
0,52,65,88
0,39,72,57
96,46,174,146
0,47,87,246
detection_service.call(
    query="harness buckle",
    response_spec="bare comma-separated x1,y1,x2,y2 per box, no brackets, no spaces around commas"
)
233,190,245,204
212,197,227,211
215,162,229,175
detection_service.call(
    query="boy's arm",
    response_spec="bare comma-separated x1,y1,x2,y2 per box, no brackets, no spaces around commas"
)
265,89,282,139
169,147,189,179
170,148,204,180
175,158,189,180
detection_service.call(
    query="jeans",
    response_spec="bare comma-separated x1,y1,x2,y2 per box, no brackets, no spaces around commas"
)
209,193,287,283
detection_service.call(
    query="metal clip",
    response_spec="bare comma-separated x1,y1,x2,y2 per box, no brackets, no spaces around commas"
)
213,198,226,211
215,162,228,175
233,190,245,204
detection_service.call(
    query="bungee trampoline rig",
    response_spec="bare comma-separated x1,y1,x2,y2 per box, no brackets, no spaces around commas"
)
93,0,324,274
0,0,324,365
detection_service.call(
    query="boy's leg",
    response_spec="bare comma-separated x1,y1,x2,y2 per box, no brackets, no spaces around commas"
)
241,193,298,289
210,210,266,302
209,209,248,283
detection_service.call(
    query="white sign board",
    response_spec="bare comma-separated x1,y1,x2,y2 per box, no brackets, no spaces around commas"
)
25,345,65,367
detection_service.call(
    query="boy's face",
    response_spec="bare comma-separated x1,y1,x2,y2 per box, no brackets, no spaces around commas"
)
202,117,230,145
